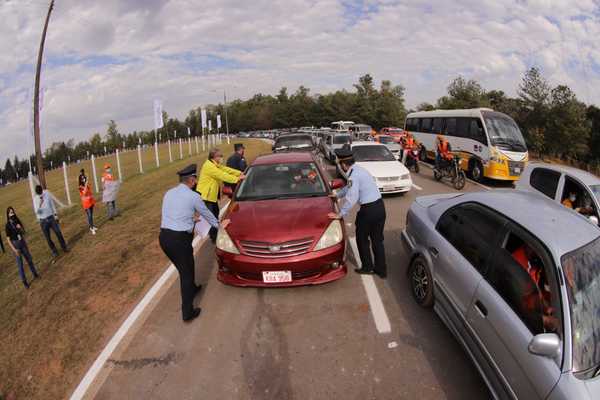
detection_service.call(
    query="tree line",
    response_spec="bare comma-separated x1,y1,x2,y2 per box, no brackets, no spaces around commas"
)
1,69,598,184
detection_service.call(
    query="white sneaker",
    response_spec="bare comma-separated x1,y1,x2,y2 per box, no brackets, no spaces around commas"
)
91,227,97,235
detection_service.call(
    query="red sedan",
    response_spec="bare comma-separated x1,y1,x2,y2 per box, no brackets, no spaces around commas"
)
380,127,406,143
216,152,347,287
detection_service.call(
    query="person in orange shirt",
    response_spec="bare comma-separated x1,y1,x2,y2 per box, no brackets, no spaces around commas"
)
511,243,557,332
79,169,97,235
102,163,119,220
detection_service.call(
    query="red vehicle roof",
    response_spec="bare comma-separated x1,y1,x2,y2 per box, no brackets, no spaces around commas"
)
252,152,315,165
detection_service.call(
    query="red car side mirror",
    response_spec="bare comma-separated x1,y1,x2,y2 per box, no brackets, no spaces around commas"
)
330,179,345,190
222,186,233,198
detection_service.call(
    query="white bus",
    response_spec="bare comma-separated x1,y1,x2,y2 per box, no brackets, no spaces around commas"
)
330,121,354,132
405,108,528,182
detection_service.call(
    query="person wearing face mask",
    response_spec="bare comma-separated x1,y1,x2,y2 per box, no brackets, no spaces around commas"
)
196,148,244,243
102,163,120,220
5,207,39,289
160,164,230,322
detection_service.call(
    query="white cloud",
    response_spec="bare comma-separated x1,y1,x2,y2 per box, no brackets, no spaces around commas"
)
1,0,600,161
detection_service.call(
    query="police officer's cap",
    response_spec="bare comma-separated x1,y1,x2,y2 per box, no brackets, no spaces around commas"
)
334,145,353,162
234,143,245,151
177,164,197,178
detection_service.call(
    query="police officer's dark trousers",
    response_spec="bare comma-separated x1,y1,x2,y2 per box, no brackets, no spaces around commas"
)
203,200,219,242
355,198,387,276
159,229,196,320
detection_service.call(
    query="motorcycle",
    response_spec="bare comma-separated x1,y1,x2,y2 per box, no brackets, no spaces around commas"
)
433,154,466,190
404,146,420,173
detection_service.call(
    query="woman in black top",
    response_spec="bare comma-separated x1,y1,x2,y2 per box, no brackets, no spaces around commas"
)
5,207,39,288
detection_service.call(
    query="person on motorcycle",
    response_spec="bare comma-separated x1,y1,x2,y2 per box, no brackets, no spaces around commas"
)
436,134,453,168
401,133,416,164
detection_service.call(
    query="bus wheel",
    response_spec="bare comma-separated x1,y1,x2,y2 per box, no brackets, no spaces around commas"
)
469,159,483,182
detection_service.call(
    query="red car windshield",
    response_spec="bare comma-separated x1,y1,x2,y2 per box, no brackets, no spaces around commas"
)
235,162,327,201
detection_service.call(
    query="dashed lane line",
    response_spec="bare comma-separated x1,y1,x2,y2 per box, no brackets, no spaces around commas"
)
70,201,231,400
348,236,392,334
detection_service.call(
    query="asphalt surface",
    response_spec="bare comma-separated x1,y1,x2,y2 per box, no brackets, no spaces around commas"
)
86,158,498,400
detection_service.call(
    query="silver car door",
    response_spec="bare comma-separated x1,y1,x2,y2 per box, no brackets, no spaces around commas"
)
433,203,505,331
467,224,562,400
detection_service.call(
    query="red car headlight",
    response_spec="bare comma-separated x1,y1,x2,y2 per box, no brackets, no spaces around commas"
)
314,220,343,251
216,228,240,254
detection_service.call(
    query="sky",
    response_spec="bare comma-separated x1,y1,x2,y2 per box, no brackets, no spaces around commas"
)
1,0,600,161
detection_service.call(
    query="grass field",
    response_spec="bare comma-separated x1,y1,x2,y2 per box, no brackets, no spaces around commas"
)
0,139,271,400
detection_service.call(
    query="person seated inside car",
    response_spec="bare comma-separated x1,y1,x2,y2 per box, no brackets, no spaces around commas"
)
562,190,594,216
511,241,558,332
291,168,319,192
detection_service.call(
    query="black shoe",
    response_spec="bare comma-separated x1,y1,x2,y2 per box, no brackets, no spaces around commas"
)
354,268,374,275
183,308,201,322
23,281,30,289
375,271,387,279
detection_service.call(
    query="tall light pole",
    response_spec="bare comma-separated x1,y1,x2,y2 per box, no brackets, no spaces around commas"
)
33,0,55,188
224,90,229,135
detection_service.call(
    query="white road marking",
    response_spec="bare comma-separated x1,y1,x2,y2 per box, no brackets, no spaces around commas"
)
411,183,423,191
70,202,230,400
349,236,392,334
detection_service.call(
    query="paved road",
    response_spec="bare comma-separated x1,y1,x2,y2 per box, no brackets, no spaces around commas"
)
87,161,493,400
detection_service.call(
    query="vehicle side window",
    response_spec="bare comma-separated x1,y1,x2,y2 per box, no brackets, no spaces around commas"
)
530,168,561,199
406,118,418,131
445,118,457,137
326,136,332,145
432,118,443,134
485,230,562,336
421,118,432,133
437,204,505,273
456,118,470,138
469,118,487,145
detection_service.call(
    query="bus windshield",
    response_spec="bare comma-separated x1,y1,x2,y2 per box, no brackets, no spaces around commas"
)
482,112,527,153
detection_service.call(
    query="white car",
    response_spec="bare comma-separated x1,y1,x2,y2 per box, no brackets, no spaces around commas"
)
350,141,412,194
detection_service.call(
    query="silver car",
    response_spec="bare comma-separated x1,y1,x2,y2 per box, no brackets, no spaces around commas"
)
515,162,600,226
321,133,352,162
401,190,600,399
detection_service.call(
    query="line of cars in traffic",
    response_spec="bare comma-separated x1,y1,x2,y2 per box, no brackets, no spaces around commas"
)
225,121,600,399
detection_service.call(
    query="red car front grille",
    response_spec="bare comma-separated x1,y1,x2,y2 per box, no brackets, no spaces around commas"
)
239,238,314,258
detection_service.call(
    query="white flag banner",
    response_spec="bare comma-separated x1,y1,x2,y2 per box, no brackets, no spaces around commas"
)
102,180,121,203
201,108,207,129
187,126,191,136
208,120,212,131
217,114,222,129
153,99,164,129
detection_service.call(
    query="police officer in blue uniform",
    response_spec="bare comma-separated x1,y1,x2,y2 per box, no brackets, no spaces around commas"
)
159,164,229,322
329,147,387,278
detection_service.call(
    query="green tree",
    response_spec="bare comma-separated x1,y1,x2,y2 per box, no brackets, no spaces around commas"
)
546,85,589,159
517,67,551,154
436,76,489,109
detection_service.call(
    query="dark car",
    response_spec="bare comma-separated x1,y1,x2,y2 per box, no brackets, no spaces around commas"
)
272,134,316,153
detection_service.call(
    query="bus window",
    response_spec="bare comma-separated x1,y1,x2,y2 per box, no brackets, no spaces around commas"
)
422,118,432,133
445,118,457,136
469,118,487,145
406,118,418,131
456,118,470,138
432,118,443,134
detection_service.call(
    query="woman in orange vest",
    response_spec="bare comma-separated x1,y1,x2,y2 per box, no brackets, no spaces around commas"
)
79,169,97,234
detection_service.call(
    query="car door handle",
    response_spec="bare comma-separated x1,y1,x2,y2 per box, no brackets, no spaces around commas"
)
475,300,488,317
429,247,439,257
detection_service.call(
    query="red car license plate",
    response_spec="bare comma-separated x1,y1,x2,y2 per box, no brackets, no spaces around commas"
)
262,271,292,283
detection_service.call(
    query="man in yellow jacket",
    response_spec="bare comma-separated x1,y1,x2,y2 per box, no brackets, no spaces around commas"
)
197,148,244,242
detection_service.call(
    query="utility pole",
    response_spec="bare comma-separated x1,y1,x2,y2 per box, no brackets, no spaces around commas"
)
33,0,55,189
224,90,229,135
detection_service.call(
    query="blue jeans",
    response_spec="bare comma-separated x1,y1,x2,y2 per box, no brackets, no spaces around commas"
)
85,206,95,228
12,239,38,285
40,216,68,256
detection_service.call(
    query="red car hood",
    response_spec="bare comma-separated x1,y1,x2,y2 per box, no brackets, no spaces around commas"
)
225,196,335,244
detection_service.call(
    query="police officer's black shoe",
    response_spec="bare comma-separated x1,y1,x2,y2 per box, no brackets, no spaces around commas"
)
183,308,201,322
375,271,387,279
354,268,374,275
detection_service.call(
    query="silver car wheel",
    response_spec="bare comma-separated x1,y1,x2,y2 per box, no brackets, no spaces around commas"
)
412,263,428,301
